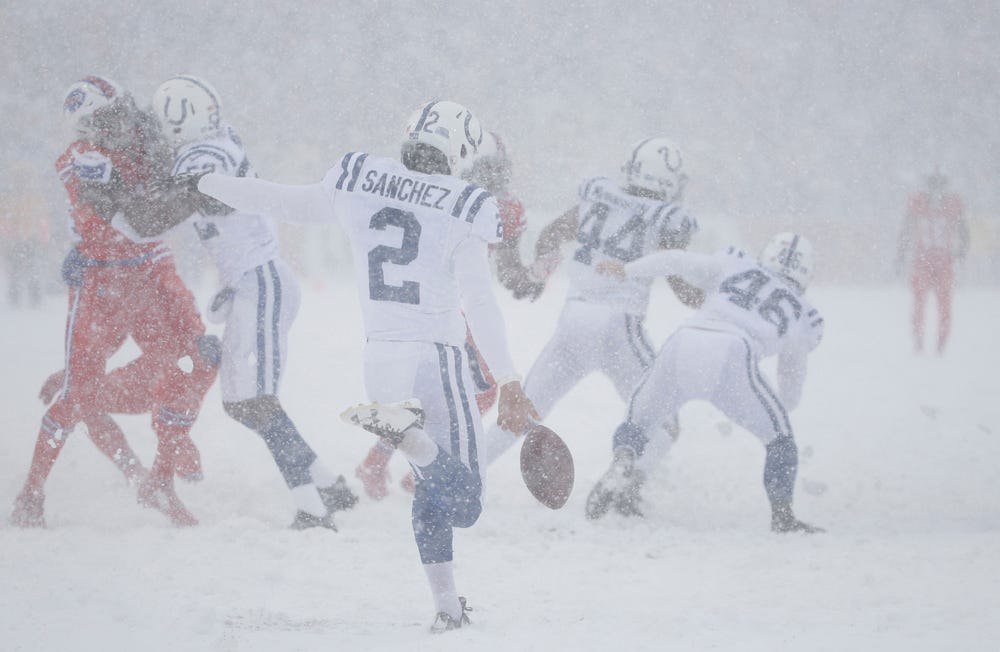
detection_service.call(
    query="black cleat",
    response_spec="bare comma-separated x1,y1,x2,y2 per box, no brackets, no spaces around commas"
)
771,506,824,534
430,597,471,634
319,475,359,512
290,510,338,531
586,448,645,520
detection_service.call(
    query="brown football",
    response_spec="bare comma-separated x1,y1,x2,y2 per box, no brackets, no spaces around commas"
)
520,424,575,509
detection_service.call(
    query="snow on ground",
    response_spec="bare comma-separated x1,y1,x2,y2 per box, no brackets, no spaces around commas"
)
1,276,998,651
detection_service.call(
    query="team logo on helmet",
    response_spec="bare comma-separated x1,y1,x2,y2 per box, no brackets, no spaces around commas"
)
64,89,86,114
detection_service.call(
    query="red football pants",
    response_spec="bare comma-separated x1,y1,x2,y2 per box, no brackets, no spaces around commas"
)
910,257,954,353
24,255,216,490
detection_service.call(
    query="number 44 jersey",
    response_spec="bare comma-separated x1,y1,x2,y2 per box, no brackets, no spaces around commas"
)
568,177,697,316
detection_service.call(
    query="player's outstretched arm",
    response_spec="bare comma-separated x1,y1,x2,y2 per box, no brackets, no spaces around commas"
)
532,205,579,265
198,174,333,224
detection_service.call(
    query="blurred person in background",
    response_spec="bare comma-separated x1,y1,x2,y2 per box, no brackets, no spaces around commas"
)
896,169,969,354
1,161,51,308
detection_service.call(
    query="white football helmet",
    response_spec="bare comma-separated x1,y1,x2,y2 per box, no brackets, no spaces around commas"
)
760,232,815,291
63,75,124,137
152,75,223,145
623,137,687,202
402,100,483,176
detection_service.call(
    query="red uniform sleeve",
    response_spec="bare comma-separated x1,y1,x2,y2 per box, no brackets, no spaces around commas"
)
498,197,526,242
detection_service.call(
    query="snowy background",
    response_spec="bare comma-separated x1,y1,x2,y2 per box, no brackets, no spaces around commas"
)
1,1,999,650
1,275,999,651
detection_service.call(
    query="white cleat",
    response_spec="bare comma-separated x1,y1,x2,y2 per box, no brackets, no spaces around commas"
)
340,400,424,446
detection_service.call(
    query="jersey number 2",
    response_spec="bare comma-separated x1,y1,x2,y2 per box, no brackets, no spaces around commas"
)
368,207,421,304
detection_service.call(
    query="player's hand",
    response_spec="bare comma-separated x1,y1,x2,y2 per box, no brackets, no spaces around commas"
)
596,260,626,280
497,381,539,435
529,250,562,282
39,370,65,405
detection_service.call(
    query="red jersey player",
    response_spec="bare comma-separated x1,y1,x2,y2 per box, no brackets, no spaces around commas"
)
896,170,970,354
9,76,217,528
355,131,549,499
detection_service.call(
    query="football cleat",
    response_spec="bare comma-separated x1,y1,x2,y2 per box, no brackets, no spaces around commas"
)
771,506,825,534
430,597,471,634
340,400,424,447
171,435,203,483
290,510,338,531
585,447,645,520
137,478,198,527
10,488,46,528
319,476,359,512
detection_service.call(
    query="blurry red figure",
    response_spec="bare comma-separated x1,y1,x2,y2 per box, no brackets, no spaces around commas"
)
896,170,970,354
9,76,216,528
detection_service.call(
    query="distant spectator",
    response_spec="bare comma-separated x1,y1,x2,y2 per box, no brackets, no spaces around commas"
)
896,170,969,354
0,162,51,308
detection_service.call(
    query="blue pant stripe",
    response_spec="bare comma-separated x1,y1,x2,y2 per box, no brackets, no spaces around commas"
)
435,344,461,456
449,345,480,479
255,266,267,395
268,261,282,394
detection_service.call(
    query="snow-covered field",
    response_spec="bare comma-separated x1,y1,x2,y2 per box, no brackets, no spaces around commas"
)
2,273,998,651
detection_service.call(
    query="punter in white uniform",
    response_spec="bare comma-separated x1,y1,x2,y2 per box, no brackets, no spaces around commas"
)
587,233,825,533
483,137,701,466
149,76,357,530
195,100,537,632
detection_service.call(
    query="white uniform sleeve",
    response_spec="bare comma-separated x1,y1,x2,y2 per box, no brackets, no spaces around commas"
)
623,250,723,290
197,173,334,224
453,234,518,384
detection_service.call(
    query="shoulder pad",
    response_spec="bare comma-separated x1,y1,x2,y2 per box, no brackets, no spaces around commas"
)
332,151,370,191
577,176,609,202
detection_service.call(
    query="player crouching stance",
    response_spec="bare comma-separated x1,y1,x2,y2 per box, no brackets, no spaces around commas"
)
147,76,357,530
195,100,538,631
588,233,825,533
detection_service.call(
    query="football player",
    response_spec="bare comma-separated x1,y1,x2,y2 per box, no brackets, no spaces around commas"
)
10,76,217,528
354,130,546,500
195,100,537,632
143,75,358,530
481,137,701,466
896,170,970,354
587,233,824,533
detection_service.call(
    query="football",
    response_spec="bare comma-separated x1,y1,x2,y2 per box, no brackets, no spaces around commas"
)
519,424,575,509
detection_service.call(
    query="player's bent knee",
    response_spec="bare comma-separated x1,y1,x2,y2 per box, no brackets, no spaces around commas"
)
223,395,281,431
197,334,222,368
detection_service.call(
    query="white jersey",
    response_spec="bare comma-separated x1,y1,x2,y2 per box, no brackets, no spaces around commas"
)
319,153,501,346
172,124,280,287
567,177,697,315
626,247,824,359
197,152,517,382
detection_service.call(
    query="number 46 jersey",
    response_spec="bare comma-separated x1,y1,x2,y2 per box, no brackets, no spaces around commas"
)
626,247,824,360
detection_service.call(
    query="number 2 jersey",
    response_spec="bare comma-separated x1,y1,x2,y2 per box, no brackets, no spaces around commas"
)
197,152,517,381
567,177,698,315
171,124,279,288
625,247,824,360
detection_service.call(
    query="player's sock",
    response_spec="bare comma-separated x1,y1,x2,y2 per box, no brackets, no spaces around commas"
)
308,459,337,487
423,561,463,621
396,427,439,467
289,482,327,518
